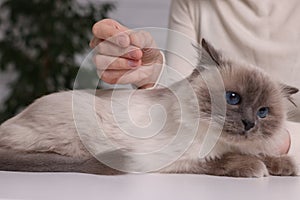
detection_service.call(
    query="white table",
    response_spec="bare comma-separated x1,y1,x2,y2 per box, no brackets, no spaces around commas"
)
0,171,299,200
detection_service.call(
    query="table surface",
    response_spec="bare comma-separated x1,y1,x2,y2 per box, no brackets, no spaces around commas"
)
0,171,299,200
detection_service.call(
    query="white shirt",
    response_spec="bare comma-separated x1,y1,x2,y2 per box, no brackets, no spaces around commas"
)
164,0,300,173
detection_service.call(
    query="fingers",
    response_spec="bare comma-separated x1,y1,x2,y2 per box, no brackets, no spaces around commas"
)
93,38,143,72
129,30,156,49
98,68,149,85
91,19,160,65
98,70,130,85
129,31,161,64
98,65,159,87
95,42,143,60
91,19,130,48
89,37,103,48
90,19,162,87
94,54,142,70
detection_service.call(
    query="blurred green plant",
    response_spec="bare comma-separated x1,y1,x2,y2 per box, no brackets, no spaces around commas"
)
0,0,115,123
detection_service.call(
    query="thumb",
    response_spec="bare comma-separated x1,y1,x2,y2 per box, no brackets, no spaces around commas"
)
129,31,161,65
92,19,131,48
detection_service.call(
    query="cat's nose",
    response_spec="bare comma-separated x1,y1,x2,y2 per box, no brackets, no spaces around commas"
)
242,119,255,131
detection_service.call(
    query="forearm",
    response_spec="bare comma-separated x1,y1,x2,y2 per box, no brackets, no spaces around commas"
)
286,121,300,175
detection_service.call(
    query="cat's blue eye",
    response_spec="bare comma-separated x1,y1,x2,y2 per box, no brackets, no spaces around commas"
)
257,107,269,118
225,91,241,105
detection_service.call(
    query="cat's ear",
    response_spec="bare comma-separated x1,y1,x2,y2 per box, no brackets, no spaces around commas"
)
280,84,299,107
200,39,222,67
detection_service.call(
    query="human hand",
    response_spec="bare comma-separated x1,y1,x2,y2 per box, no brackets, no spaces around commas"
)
279,129,291,155
90,19,163,89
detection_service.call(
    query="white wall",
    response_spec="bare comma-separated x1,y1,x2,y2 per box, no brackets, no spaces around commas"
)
106,0,171,49
108,0,171,28
0,0,171,106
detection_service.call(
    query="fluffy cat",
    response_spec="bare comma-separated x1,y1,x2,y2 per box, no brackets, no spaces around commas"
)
0,39,298,177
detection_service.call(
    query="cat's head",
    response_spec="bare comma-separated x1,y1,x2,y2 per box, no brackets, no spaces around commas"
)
190,39,298,143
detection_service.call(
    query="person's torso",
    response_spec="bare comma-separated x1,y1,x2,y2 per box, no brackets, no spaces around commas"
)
191,0,300,120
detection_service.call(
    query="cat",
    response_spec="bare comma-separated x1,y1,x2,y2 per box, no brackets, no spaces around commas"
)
0,39,298,177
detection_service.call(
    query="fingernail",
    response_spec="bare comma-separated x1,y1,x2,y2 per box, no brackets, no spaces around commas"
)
128,60,138,67
118,34,129,47
129,50,137,59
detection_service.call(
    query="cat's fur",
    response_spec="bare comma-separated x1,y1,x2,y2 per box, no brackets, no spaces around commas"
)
0,40,298,177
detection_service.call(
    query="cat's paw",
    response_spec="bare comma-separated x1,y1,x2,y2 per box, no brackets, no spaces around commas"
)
262,155,298,176
226,158,269,178
206,153,269,178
